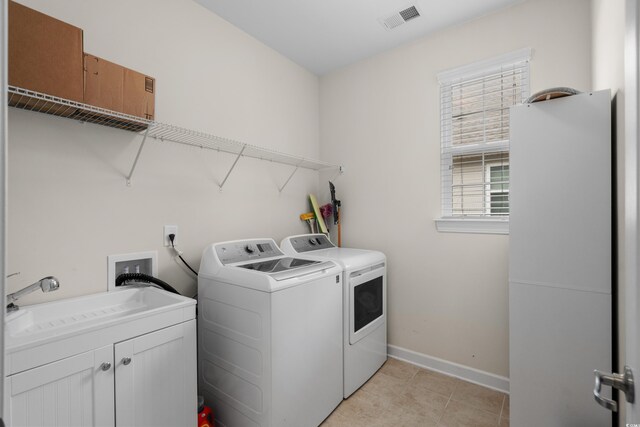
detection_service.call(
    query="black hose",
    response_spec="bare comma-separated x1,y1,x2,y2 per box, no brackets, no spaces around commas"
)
178,253,198,275
169,238,198,276
115,273,180,295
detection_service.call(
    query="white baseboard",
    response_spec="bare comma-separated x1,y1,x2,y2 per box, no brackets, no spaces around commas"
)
387,344,510,394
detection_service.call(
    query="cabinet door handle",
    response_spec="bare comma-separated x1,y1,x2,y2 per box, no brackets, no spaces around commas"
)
121,357,132,366
100,362,111,371
593,366,635,412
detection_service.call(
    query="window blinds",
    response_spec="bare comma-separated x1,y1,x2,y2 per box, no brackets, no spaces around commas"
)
440,54,530,218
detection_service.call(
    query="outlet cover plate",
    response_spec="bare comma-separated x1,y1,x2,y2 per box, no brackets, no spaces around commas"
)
164,225,178,247
107,251,158,292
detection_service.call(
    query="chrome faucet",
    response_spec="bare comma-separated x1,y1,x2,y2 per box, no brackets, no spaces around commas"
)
6,276,60,312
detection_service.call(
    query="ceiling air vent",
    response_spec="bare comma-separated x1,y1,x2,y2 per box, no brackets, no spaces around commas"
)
380,5,421,30
399,6,420,22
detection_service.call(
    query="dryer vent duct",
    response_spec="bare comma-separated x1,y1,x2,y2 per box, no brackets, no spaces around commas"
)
380,5,421,30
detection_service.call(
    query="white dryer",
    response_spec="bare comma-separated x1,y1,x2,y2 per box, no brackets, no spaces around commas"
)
280,234,387,398
198,238,343,427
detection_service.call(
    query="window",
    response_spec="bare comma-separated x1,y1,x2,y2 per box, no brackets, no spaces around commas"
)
488,164,509,215
436,49,531,234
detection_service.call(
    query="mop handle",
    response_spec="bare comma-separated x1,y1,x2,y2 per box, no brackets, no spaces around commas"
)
337,207,341,247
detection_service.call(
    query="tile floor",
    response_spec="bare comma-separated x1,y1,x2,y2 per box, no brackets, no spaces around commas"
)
321,358,509,427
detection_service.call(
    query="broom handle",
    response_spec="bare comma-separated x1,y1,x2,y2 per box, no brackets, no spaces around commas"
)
337,207,342,247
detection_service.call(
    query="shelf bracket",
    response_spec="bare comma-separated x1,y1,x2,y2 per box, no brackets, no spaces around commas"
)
325,165,345,183
126,126,151,186
278,164,301,193
219,144,246,190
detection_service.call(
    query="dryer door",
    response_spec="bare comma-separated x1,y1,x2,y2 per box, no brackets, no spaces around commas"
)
349,265,385,345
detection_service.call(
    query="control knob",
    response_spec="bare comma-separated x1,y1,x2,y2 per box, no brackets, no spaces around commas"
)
309,238,317,245
245,245,255,254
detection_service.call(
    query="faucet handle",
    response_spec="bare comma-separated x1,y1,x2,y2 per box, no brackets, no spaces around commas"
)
6,272,20,279
5,275,61,306
40,277,60,292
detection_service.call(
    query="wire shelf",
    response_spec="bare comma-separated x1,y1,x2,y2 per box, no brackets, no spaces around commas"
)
8,86,341,188
8,86,152,132
8,86,338,169
145,122,335,171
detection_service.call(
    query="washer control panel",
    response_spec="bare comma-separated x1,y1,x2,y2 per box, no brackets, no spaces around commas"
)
289,234,335,253
216,239,284,265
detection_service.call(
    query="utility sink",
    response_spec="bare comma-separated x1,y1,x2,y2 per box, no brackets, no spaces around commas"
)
5,287,196,353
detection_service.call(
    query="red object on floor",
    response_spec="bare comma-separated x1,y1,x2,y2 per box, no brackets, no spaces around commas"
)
198,404,213,427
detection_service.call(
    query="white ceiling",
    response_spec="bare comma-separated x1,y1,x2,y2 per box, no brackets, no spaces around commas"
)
195,0,525,75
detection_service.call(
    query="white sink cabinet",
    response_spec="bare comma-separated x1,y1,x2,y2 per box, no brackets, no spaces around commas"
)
3,287,197,427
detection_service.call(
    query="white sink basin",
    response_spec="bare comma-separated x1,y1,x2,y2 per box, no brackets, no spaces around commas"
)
5,287,195,351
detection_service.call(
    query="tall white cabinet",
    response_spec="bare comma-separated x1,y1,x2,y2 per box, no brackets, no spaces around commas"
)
509,90,612,427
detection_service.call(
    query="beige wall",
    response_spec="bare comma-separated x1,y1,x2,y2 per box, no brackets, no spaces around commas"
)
320,0,592,377
8,0,603,382
8,0,321,302
591,0,626,424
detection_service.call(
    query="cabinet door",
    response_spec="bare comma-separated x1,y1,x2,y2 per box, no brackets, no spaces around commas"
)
115,320,196,427
509,91,612,426
6,345,114,427
509,91,611,293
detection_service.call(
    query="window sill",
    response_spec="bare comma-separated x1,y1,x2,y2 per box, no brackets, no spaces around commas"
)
435,217,509,235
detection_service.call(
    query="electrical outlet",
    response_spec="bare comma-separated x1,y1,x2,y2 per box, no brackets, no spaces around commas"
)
164,225,178,247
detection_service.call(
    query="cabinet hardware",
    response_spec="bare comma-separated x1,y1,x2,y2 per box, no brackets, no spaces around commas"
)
594,365,635,412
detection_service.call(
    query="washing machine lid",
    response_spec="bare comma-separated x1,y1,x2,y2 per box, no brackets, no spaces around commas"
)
237,257,330,281
214,239,332,280
199,238,341,291
225,257,337,285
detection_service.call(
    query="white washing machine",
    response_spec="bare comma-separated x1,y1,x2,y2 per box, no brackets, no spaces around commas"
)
198,238,343,427
280,233,387,398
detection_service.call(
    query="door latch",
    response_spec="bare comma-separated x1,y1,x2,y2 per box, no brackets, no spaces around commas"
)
594,365,635,412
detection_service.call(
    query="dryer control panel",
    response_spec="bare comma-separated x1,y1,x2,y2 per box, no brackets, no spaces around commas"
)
288,234,335,253
216,239,284,265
